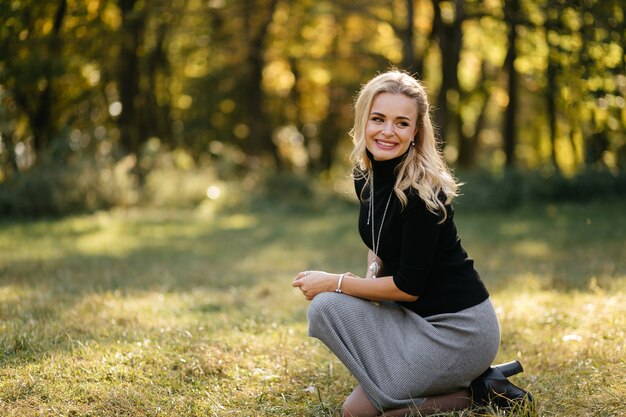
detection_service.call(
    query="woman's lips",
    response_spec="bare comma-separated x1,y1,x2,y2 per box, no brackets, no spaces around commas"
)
375,139,398,149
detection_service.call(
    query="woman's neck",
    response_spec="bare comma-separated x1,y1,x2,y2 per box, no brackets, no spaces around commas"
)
367,149,408,185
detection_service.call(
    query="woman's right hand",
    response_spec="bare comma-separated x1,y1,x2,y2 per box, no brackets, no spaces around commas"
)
292,270,338,301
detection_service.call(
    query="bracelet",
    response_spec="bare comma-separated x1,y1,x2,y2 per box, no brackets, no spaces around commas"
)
335,273,345,293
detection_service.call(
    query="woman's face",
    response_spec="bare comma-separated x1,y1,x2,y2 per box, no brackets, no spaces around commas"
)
365,92,418,161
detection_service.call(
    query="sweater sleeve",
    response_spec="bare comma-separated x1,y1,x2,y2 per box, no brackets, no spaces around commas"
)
392,196,444,296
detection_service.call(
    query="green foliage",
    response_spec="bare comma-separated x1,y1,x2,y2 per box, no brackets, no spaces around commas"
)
456,168,626,210
0,152,137,217
3,148,624,218
1,0,625,217
245,172,317,210
141,166,215,208
2,0,625,186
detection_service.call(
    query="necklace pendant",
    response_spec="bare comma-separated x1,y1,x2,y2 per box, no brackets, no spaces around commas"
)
368,260,380,278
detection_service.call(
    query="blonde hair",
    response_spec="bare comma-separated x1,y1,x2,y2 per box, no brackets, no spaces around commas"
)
350,70,459,222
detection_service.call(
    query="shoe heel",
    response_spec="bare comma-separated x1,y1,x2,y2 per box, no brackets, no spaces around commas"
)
493,360,523,377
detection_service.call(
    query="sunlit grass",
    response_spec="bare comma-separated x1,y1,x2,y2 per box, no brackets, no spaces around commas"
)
0,200,624,416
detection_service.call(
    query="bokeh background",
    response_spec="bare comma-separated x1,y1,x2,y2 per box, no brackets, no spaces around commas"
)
1,3,625,416
0,0,624,215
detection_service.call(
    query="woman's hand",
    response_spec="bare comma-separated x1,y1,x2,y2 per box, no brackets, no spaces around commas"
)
292,270,338,301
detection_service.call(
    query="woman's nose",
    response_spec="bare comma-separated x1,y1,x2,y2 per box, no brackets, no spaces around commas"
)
382,122,394,136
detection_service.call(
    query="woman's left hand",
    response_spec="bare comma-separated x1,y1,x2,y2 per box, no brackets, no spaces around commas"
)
292,270,338,301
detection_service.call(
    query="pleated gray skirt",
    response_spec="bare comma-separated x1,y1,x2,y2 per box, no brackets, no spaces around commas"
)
308,293,500,411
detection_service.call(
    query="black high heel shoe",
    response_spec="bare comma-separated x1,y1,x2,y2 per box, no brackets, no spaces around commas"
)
470,360,534,409
493,360,524,377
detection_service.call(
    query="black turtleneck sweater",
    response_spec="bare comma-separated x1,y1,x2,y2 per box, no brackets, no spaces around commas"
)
355,152,489,317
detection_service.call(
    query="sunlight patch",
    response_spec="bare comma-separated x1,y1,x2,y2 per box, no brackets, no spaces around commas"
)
218,214,257,230
76,228,142,256
0,284,29,305
512,240,551,259
562,334,583,342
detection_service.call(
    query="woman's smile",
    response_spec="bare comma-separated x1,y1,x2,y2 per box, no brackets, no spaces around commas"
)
373,139,399,149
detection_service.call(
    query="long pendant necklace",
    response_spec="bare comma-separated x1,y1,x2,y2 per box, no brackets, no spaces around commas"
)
367,175,393,279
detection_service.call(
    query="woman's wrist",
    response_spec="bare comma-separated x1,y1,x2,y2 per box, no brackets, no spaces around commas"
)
334,272,359,293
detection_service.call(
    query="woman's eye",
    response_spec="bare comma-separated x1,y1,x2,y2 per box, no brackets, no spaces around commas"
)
371,117,383,122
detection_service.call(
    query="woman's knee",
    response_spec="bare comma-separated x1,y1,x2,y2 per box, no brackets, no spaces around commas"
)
341,385,380,417
307,292,342,323
341,404,380,417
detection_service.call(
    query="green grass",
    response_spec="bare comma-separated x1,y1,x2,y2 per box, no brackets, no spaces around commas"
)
0,199,624,416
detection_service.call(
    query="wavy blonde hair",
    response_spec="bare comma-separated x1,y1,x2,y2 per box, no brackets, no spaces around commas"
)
350,70,459,222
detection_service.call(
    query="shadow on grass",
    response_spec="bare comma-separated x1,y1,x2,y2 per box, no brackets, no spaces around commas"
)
454,202,625,293
0,204,361,366
1,200,624,371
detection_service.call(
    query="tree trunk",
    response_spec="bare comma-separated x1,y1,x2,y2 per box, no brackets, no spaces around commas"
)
400,0,416,72
31,0,67,154
145,16,173,146
433,0,463,146
503,0,519,168
546,45,559,172
317,85,347,173
544,4,560,173
457,61,491,168
243,0,280,166
1,131,20,176
117,0,144,157
579,1,609,168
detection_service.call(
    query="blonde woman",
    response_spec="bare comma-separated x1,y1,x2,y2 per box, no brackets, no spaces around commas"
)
293,70,533,416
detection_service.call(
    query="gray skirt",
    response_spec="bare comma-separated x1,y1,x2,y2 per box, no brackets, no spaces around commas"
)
307,293,500,411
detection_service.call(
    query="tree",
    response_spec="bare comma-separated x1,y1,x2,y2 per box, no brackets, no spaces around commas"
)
502,0,520,168
0,0,68,168
116,0,144,158
544,1,561,172
432,0,464,148
242,0,281,162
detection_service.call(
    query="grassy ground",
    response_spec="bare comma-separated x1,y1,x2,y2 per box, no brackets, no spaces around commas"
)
0,197,624,416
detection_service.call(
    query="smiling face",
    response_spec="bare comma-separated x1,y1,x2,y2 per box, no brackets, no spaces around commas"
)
365,92,418,161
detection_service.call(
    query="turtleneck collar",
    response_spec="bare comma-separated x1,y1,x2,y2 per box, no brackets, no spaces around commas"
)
367,149,409,184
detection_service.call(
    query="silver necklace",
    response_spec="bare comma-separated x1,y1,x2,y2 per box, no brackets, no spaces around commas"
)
367,175,393,278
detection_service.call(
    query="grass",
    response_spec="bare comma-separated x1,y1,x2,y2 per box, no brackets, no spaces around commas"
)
0,196,624,416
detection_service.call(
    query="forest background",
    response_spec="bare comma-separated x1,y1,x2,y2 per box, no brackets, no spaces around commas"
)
1,1,625,416
0,0,624,215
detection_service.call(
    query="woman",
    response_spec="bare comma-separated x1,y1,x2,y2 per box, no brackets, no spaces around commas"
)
292,70,532,416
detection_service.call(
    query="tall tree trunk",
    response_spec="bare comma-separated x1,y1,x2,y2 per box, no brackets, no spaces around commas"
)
546,46,559,172
579,1,608,168
243,0,280,166
145,16,174,146
117,0,144,157
433,0,463,146
31,0,67,154
457,62,491,168
544,3,560,173
400,0,416,72
317,84,346,173
1,131,20,176
503,0,519,168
